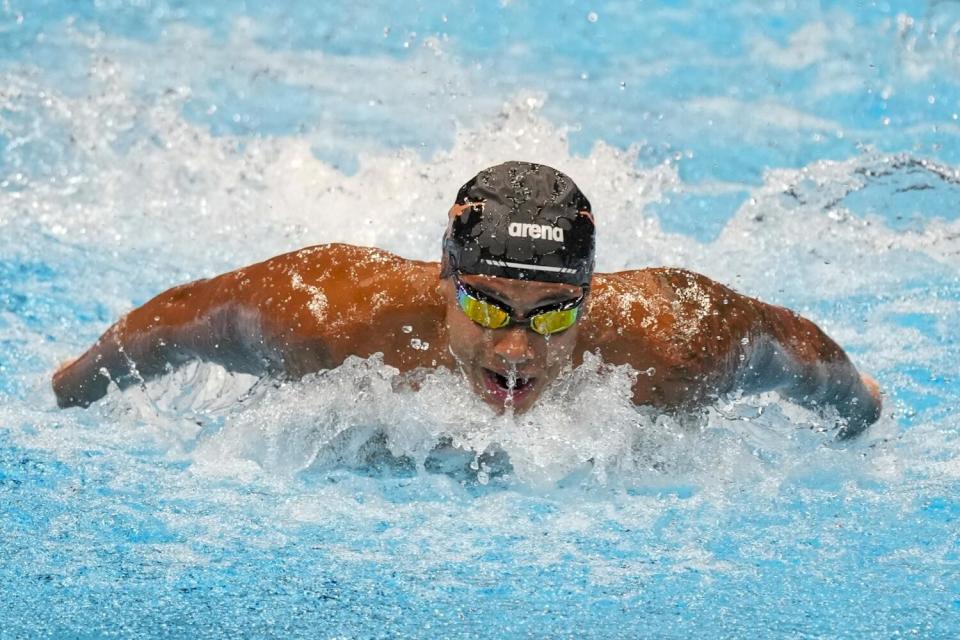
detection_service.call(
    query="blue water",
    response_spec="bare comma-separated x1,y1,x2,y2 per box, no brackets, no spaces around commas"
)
3,1,960,638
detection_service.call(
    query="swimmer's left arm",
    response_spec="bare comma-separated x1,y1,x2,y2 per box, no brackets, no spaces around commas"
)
736,300,882,438
585,269,881,437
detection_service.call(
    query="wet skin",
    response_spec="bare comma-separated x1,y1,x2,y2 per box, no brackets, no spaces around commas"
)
52,243,883,435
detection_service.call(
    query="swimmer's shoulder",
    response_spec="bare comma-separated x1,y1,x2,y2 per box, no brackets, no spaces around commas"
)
583,267,757,374
252,242,439,318
224,243,439,302
592,266,738,297
241,242,435,280
590,267,756,322
211,243,444,374
588,267,704,324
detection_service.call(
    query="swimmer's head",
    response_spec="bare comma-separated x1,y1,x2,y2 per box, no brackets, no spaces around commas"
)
440,162,595,414
441,161,595,287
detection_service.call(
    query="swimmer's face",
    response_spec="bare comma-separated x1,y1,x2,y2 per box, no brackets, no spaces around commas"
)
441,274,586,414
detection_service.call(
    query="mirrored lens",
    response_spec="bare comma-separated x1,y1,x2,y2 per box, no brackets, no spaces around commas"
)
529,307,579,335
458,289,511,329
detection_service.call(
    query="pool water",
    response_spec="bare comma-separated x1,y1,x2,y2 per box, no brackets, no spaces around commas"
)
2,1,959,638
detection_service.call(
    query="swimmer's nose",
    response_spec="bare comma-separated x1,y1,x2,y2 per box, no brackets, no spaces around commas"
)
493,326,534,365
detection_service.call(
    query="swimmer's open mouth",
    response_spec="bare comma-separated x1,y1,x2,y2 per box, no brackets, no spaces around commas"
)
482,368,535,395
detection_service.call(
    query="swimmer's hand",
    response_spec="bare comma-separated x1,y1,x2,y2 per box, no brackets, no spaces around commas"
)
52,355,110,408
52,357,82,407
834,372,883,439
861,373,882,411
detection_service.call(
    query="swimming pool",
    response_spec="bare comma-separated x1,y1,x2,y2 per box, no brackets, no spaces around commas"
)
2,1,959,637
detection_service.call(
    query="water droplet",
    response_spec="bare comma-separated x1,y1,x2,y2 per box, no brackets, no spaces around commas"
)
619,81,626,90
401,325,413,334
587,11,598,22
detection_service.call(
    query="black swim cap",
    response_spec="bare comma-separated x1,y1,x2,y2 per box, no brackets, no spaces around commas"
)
441,161,595,286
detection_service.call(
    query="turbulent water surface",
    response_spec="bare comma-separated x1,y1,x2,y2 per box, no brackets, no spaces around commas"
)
1,1,959,638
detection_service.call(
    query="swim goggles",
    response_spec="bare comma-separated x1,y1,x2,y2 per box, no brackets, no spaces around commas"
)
454,276,586,335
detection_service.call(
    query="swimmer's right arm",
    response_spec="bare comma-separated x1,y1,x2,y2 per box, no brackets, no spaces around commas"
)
52,243,435,408
51,244,345,408
52,272,274,408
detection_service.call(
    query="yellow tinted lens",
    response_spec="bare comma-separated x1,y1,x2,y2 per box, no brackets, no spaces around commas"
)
459,292,511,329
530,307,579,335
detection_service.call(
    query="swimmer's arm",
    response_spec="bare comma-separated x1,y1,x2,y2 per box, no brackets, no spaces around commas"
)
585,269,880,436
51,243,429,408
738,303,882,437
52,272,275,408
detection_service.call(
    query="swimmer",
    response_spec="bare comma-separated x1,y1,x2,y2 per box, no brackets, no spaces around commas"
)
52,161,882,436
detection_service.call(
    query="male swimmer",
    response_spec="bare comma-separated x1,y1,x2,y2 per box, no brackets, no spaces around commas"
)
53,161,882,436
